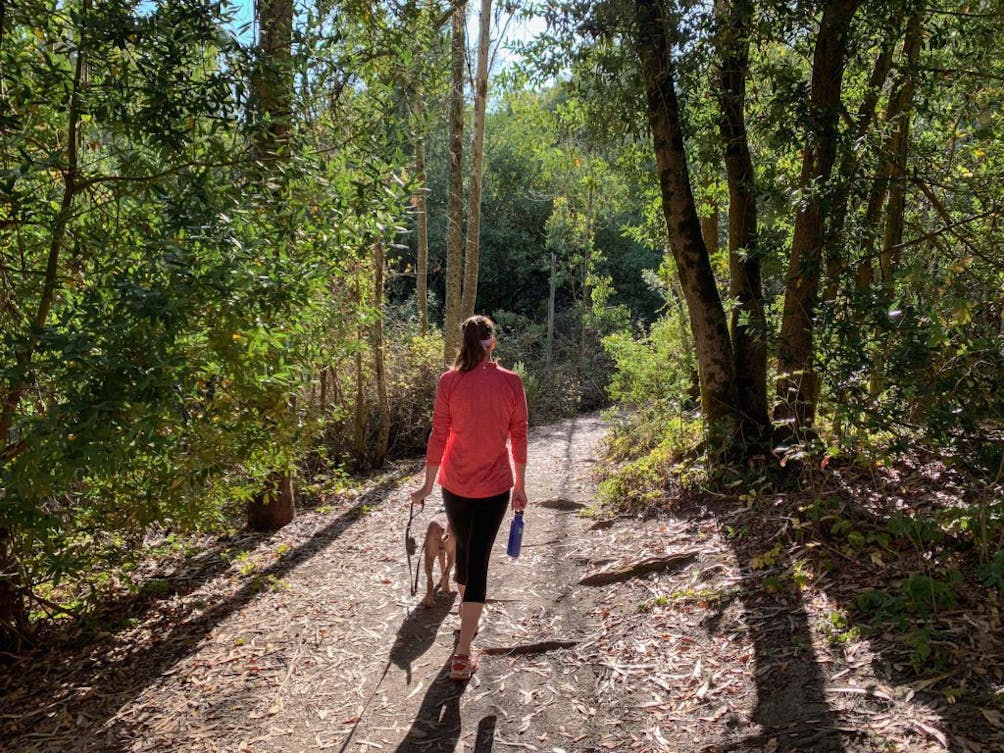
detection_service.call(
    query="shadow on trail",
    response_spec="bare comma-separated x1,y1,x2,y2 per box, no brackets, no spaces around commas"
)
706,498,851,753
391,658,497,753
684,463,1003,753
390,593,454,684
0,479,402,752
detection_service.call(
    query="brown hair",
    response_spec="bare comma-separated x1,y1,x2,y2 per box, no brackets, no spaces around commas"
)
454,315,495,372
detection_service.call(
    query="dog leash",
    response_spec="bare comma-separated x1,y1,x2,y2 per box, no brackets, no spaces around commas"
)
405,498,423,596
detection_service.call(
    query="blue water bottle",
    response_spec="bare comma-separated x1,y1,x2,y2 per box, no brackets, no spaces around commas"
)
506,511,524,558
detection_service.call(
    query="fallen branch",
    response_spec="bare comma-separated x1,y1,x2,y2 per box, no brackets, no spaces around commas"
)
538,498,587,511
579,552,697,586
480,640,579,657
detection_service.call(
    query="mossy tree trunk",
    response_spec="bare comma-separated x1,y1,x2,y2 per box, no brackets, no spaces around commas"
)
443,1,466,362
775,0,863,435
716,0,768,446
635,0,740,453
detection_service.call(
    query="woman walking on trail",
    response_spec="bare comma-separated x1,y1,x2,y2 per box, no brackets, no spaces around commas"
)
411,315,529,681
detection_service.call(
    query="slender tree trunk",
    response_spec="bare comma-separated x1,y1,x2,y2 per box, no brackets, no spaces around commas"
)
716,0,768,445
635,0,739,450
822,21,899,298
699,175,719,254
546,250,556,366
443,1,466,361
250,0,293,165
247,0,295,530
415,99,429,335
580,177,595,359
372,242,390,467
700,208,719,256
775,0,863,434
461,0,491,319
353,276,367,467
853,8,923,292
880,9,923,280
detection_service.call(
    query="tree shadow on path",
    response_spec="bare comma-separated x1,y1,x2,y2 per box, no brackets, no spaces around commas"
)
0,479,402,752
678,495,852,753
717,505,849,752
688,467,1004,753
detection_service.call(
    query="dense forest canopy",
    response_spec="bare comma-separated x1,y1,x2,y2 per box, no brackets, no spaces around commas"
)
1,0,1001,650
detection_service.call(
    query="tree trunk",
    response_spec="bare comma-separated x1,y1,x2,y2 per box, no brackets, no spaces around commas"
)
546,250,556,366
353,276,367,467
372,242,390,467
250,0,293,165
247,473,294,531
246,0,295,531
461,0,491,319
635,0,739,450
880,9,923,281
700,210,719,256
775,0,863,434
0,527,25,652
580,177,595,361
822,19,899,299
443,1,466,361
699,177,719,254
415,98,429,336
716,0,768,445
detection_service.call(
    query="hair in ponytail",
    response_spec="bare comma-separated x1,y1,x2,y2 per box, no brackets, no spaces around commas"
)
454,315,495,372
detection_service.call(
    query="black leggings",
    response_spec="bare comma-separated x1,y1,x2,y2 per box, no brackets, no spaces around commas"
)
442,488,510,604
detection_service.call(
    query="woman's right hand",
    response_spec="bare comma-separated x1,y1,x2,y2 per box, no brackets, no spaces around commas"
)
411,484,433,506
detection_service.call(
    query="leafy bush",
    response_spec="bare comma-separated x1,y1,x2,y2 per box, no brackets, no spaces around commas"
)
602,311,695,413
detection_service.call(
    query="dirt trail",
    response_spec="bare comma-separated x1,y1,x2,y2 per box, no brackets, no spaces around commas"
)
3,413,996,753
0,414,608,753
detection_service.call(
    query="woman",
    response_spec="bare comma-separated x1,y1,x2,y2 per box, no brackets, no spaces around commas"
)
411,315,528,681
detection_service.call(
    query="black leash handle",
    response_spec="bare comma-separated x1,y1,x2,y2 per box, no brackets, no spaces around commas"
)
405,498,423,596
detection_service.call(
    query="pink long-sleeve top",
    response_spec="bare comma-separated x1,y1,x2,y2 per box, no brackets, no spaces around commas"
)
425,361,528,498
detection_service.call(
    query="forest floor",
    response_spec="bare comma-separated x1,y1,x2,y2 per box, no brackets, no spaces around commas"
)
1,413,1002,753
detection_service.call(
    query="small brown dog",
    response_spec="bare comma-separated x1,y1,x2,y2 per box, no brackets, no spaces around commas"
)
423,512,456,607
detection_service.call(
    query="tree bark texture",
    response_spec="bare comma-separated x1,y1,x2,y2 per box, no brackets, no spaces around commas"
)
247,473,294,531
251,0,294,164
444,2,466,362
461,0,492,319
775,0,863,433
716,0,768,444
635,0,739,446
700,207,719,256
